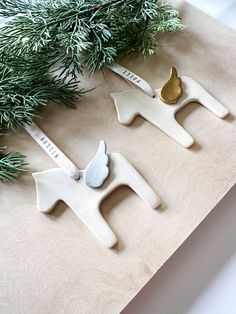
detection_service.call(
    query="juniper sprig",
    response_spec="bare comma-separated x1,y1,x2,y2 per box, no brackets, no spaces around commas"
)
0,147,26,182
0,56,83,133
0,54,83,182
0,0,183,75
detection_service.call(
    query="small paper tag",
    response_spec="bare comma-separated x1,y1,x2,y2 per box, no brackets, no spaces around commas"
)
25,122,80,179
108,63,155,98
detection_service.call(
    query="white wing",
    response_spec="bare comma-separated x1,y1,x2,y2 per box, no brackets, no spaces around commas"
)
84,140,109,188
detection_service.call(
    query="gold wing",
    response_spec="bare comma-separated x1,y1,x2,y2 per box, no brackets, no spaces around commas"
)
160,67,182,104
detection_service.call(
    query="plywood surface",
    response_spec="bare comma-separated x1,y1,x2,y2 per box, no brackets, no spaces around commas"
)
0,2,236,313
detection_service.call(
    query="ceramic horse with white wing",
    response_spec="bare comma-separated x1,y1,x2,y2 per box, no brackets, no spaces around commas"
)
111,67,229,148
33,140,160,248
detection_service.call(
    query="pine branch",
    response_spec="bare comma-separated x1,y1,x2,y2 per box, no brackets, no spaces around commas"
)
0,56,84,133
0,0,183,75
0,146,26,182
0,56,84,181
91,0,126,11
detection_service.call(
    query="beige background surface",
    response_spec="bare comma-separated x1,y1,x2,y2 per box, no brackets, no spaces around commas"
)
0,2,236,313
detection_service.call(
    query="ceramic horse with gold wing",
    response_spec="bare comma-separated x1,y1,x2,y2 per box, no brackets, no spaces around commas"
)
111,67,229,148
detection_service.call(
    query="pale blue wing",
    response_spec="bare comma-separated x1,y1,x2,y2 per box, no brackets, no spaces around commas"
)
84,140,109,188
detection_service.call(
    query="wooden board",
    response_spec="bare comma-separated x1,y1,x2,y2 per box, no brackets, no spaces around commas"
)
0,2,236,313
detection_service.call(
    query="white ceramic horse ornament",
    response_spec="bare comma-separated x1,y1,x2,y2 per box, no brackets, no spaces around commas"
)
110,67,230,148
33,139,161,248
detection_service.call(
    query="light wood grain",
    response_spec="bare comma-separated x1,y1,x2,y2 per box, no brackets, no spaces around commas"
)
0,1,236,313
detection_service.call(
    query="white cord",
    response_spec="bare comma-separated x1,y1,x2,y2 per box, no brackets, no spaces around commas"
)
107,63,156,98
25,122,80,179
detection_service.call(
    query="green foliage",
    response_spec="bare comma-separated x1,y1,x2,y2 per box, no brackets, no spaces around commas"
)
0,146,26,182
0,56,83,133
0,54,83,182
0,0,183,75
